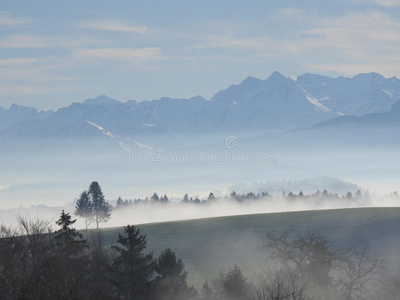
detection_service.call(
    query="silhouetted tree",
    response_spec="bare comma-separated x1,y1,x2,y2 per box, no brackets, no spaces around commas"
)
201,281,215,300
208,193,216,201
88,181,112,229
53,211,90,299
261,230,345,288
217,265,250,300
160,195,169,203
183,193,189,203
116,196,124,207
86,231,114,299
54,210,87,256
151,193,160,202
151,248,197,300
75,191,93,229
111,225,155,300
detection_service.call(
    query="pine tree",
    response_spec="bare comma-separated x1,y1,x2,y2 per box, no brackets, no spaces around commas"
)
183,193,189,203
160,195,169,203
111,225,155,300
88,181,112,229
54,210,87,257
201,281,215,300
151,193,160,202
75,191,93,229
220,265,249,300
151,248,197,300
346,191,353,200
116,197,124,207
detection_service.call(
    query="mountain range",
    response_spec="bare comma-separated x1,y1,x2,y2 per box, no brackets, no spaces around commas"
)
1,71,400,139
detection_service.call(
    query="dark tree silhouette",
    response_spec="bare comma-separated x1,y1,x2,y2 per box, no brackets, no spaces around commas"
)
151,248,197,300
151,192,160,202
75,191,92,229
88,181,112,229
54,210,87,256
201,281,215,300
219,264,250,300
111,225,155,300
183,193,189,203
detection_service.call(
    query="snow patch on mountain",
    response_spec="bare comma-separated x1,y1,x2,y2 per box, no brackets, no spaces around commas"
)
228,100,238,110
298,85,332,113
381,89,394,97
84,120,119,138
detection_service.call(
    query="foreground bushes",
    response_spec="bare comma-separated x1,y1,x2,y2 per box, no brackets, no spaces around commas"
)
0,212,399,300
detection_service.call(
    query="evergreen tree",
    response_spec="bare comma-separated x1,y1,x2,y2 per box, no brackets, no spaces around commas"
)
151,193,160,202
116,197,124,207
355,189,363,200
75,191,93,229
183,193,189,203
151,248,197,300
219,265,249,300
54,210,87,256
88,181,112,229
201,281,215,300
111,225,155,300
160,195,169,203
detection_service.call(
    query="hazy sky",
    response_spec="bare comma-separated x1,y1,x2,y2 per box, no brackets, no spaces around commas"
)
1,0,400,110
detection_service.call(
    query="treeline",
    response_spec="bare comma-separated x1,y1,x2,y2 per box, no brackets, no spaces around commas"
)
0,212,196,300
73,181,373,229
113,188,371,208
1,212,399,300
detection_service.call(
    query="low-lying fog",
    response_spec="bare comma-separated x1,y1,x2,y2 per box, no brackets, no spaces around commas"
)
1,131,400,228
1,191,399,229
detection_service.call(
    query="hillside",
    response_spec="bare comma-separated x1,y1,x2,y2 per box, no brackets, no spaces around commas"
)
93,207,400,286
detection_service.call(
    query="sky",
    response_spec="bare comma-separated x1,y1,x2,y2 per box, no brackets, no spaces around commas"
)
1,0,400,110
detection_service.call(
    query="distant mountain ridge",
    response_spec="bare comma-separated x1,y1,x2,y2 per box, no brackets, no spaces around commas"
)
1,71,400,138
312,98,400,130
0,104,54,130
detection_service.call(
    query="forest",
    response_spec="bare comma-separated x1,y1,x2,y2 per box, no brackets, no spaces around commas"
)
1,208,400,300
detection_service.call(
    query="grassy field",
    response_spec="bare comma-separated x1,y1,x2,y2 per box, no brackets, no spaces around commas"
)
90,207,400,286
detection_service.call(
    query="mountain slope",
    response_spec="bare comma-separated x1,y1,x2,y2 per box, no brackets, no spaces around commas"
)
0,104,54,130
312,100,400,130
2,71,400,138
297,72,400,116
211,71,337,131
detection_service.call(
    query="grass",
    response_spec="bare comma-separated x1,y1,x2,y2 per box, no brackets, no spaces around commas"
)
87,207,400,286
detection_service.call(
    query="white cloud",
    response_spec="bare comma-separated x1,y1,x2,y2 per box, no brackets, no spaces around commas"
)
189,35,269,51
0,35,48,48
0,34,105,49
80,20,148,34
351,0,400,7
74,47,163,61
0,58,39,66
307,62,400,77
0,84,78,96
0,11,32,27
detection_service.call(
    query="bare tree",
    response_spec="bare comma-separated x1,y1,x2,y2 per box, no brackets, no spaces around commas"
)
254,268,314,300
260,230,346,288
336,248,386,300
